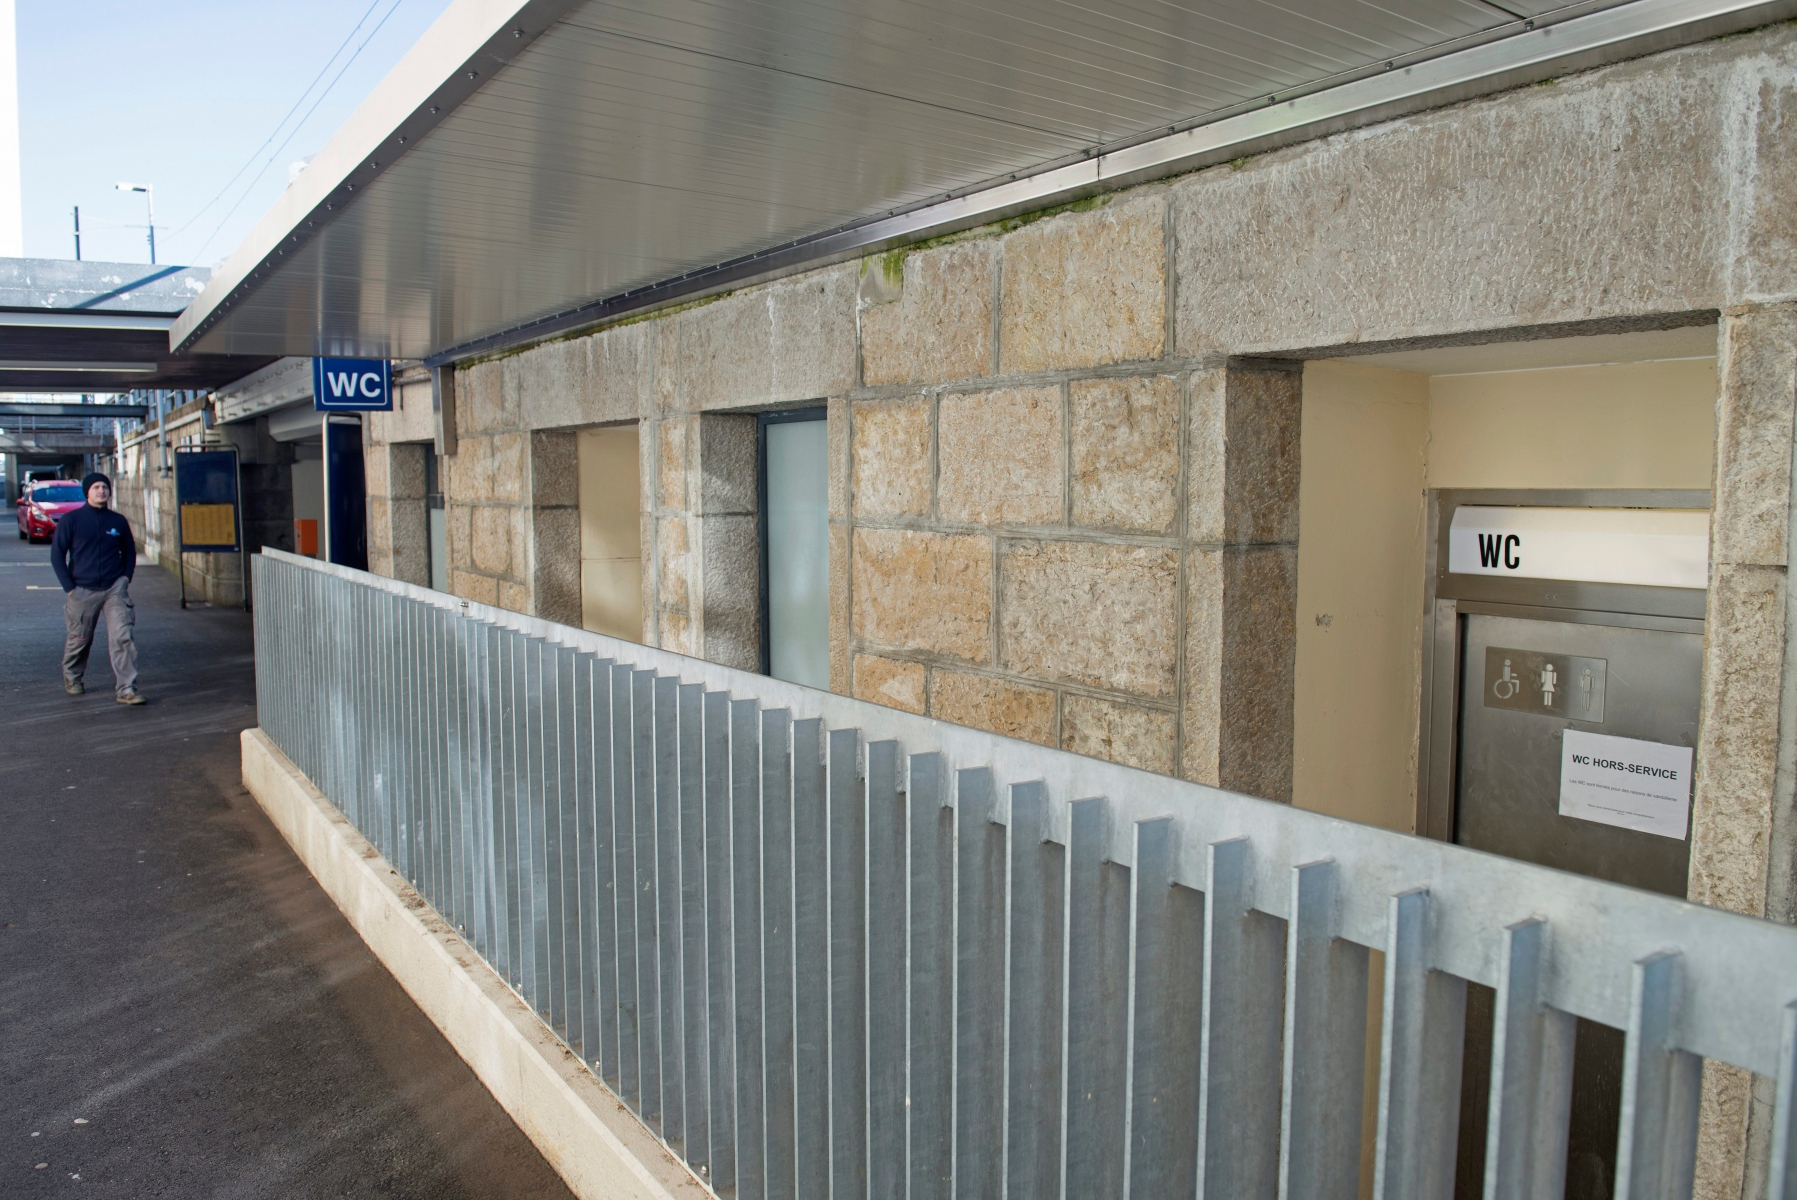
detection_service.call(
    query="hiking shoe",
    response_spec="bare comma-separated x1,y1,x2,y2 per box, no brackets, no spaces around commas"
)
63,679,84,695
115,691,147,706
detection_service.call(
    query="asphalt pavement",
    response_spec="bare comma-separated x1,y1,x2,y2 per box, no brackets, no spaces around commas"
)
0,534,573,1198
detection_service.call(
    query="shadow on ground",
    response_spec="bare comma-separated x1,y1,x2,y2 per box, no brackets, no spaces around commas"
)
0,540,574,1198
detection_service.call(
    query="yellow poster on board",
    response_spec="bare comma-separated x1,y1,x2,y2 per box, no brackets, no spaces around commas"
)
180,503,236,547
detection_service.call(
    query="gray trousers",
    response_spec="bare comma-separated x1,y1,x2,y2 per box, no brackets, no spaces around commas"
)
63,577,137,695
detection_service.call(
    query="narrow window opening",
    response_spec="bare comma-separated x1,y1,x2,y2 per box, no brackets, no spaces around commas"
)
425,450,446,592
759,408,828,687
577,425,643,641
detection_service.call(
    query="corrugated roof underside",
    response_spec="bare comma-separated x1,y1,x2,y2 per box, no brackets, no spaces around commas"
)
193,0,1549,359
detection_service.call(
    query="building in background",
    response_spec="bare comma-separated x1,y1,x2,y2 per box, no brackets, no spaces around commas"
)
0,258,264,512
0,256,269,602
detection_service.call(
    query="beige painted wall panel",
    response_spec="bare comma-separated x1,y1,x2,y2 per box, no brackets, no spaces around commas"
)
1427,357,1718,489
579,426,641,559
1294,362,1430,834
1295,362,1428,1200
578,426,643,642
583,560,644,643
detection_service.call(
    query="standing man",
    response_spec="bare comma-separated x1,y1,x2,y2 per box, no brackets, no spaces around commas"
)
52,472,144,704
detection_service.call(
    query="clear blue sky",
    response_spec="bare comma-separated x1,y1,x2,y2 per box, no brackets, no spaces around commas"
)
19,0,454,267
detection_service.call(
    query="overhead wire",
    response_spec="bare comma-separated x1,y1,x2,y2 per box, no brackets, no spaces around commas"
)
188,0,410,262
166,0,385,243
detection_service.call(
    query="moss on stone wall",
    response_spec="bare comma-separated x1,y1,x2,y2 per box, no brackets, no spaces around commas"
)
458,288,736,369
857,189,1118,291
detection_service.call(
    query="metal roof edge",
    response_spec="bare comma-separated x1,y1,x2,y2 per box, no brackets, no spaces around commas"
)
0,401,148,418
420,0,1794,367
0,311,175,331
169,0,586,356
213,356,315,425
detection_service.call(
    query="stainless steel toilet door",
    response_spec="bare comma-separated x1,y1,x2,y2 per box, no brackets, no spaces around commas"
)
1454,612,1700,897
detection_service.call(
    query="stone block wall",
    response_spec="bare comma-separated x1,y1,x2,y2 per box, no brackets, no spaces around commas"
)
365,377,434,588
846,215,1300,792
365,439,428,587
645,412,762,668
426,359,561,618
1689,301,1797,1196
529,429,582,628
362,25,1797,798
345,26,1797,1196
377,355,596,627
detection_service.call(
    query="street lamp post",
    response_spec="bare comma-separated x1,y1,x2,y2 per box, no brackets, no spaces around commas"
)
115,182,155,264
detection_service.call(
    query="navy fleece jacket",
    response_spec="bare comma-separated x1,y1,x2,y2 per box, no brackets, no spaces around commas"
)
51,505,136,592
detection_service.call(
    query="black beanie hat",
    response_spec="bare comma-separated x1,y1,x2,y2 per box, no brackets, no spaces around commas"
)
81,472,112,493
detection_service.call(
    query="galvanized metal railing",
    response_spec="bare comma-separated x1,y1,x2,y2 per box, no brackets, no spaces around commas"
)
253,548,1797,1200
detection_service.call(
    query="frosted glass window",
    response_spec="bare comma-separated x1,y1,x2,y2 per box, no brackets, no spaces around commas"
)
428,507,448,592
426,451,448,593
765,418,829,688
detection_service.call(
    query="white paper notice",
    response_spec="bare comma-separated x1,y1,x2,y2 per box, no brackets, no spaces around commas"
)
1559,730,1693,840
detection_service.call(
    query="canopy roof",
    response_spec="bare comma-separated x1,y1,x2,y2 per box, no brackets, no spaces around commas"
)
172,0,1787,365
0,259,271,392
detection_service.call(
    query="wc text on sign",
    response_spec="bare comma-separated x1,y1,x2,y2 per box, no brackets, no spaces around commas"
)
313,358,393,412
1446,505,1708,590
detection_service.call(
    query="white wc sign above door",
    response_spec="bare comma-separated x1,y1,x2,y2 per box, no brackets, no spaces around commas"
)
1448,506,1709,589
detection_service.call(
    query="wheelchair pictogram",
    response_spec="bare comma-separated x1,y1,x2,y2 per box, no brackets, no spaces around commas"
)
1493,658,1521,700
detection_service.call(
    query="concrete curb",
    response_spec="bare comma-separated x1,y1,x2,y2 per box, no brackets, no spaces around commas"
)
240,727,708,1200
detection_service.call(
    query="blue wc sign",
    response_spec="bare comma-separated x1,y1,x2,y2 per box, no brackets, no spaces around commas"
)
312,357,394,411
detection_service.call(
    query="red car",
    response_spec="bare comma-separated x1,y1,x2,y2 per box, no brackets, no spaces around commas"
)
16,480,86,542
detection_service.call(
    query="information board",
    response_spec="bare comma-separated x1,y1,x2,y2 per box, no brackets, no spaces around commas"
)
174,447,241,552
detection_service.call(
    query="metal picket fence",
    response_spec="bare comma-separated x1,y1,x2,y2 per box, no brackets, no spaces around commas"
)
252,547,1797,1200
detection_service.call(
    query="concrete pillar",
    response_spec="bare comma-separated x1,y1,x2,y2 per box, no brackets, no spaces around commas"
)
366,441,428,587
645,412,760,670
1180,360,1303,803
364,430,393,578
690,414,760,670
527,430,580,627
646,415,691,654
1691,302,1797,1200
